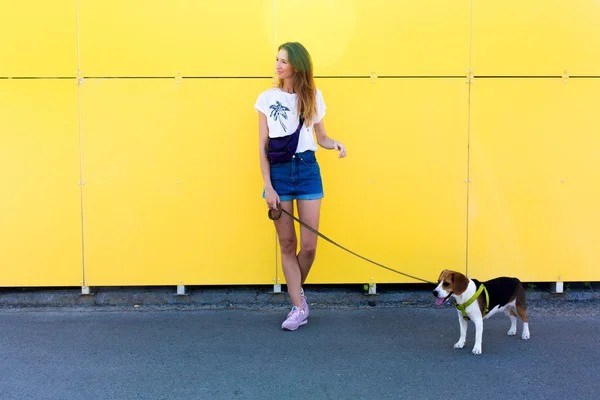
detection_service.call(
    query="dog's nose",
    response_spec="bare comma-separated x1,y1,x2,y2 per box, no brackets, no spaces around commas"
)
432,290,438,297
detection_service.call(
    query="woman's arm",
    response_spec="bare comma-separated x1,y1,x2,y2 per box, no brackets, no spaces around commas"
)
314,120,347,158
258,112,279,209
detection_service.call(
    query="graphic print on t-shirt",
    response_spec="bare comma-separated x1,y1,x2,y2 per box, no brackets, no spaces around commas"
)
269,101,291,132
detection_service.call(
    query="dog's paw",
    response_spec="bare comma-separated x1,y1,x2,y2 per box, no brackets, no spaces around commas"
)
471,345,482,355
522,331,530,340
507,328,517,336
454,340,465,349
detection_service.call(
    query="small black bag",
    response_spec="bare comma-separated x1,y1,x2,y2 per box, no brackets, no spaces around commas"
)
267,117,304,164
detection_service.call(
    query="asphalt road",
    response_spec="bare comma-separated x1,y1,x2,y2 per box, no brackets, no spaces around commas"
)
1,306,599,400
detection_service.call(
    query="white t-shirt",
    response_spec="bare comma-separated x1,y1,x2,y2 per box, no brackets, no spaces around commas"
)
254,87,326,153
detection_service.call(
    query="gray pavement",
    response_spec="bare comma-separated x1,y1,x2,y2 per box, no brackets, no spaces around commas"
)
1,302,600,400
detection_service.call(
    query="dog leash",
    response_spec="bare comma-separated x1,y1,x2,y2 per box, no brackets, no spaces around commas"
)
268,206,436,285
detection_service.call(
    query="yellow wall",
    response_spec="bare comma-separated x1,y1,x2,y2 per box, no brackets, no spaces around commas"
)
1,1,599,287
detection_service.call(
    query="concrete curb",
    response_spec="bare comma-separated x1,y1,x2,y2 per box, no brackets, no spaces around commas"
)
1,285,599,310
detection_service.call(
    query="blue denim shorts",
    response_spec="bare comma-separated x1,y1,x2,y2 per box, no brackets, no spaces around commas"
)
263,150,324,201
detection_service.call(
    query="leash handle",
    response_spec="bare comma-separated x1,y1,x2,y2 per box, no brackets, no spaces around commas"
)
266,205,435,285
268,207,282,221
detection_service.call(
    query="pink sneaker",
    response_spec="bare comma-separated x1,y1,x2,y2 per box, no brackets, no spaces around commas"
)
300,289,309,318
281,306,307,331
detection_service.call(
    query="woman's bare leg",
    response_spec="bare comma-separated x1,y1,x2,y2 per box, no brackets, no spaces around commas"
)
273,201,303,308
297,199,322,285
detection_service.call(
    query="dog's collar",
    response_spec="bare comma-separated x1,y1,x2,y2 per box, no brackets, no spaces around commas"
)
455,283,489,321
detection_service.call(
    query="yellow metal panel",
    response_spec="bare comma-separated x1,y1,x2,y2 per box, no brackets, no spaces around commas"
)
0,1,77,77
468,79,600,282
81,78,275,285
0,80,82,286
78,1,274,77
276,0,470,76
472,0,600,76
275,78,469,285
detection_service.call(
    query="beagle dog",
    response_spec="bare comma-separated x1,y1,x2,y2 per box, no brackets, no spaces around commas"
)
432,269,530,355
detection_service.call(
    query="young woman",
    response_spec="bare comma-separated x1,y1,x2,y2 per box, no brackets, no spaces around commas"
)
255,42,347,330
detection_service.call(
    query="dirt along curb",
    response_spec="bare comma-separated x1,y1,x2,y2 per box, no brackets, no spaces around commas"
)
1,283,599,312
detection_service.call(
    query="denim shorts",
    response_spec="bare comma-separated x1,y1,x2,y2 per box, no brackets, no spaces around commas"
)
263,150,324,201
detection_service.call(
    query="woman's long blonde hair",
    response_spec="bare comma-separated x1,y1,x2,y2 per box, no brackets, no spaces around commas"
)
277,42,317,126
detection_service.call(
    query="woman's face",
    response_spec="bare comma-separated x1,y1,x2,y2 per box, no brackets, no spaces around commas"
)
275,49,295,81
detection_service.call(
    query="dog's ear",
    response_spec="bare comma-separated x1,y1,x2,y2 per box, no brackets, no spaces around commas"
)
438,269,450,282
452,272,469,295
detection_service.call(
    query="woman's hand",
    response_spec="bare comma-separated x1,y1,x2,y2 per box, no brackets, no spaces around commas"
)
332,140,347,158
264,187,280,210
